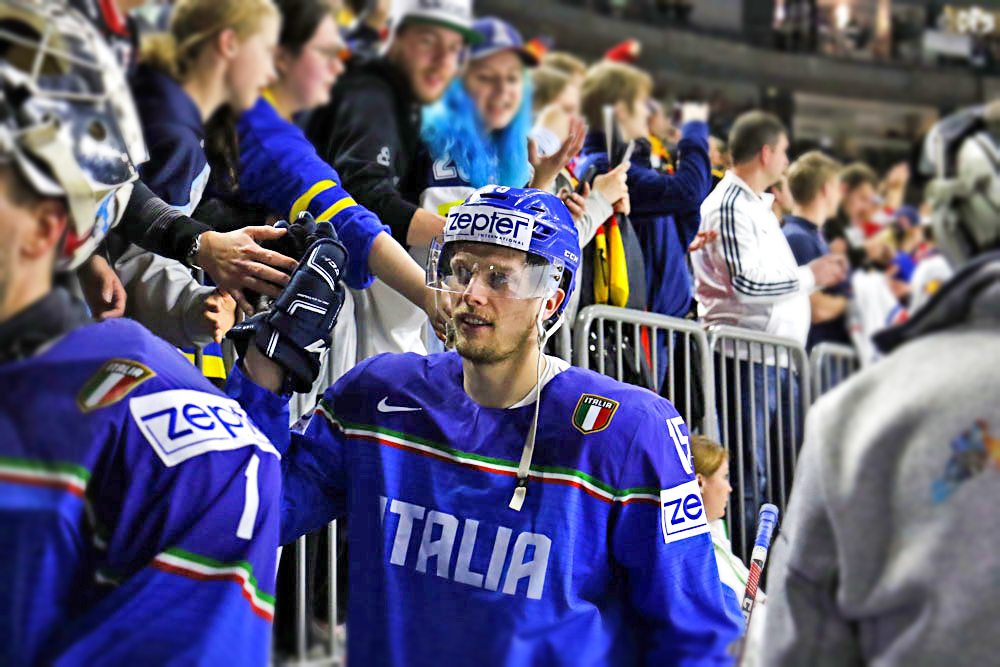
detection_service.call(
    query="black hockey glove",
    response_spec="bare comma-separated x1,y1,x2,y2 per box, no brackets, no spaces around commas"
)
245,212,327,312
262,214,319,263
228,212,347,395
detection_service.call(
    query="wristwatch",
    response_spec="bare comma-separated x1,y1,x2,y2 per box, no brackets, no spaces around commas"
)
186,232,203,269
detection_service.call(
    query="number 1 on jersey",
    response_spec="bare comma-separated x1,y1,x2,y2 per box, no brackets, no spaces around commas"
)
237,454,260,540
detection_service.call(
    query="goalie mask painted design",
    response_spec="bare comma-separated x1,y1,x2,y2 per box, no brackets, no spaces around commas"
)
925,116,1000,268
0,0,147,270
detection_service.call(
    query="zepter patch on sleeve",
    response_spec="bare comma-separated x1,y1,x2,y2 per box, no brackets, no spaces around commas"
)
660,480,710,545
129,389,280,467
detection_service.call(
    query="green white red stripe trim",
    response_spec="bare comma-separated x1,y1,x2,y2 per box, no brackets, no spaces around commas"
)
0,456,89,498
151,547,275,621
314,403,659,506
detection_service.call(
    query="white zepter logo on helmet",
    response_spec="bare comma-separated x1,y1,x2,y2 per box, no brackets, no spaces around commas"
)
443,204,535,252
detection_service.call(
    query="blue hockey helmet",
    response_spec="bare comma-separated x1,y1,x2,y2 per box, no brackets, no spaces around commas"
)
427,185,580,322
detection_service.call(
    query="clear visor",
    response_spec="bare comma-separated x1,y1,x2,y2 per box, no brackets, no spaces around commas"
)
426,237,564,300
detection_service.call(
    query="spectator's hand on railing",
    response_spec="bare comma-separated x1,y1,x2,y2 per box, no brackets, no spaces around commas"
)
688,229,718,252
77,254,127,320
529,116,586,192
200,289,237,344
593,161,630,206
809,254,849,288
985,100,1000,124
680,102,710,126
196,227,299,317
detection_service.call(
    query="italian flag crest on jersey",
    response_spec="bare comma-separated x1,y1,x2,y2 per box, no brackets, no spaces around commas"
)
77,359,155,412
572,394,620,434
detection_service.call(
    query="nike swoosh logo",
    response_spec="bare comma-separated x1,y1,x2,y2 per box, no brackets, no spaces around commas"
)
377,397,422,413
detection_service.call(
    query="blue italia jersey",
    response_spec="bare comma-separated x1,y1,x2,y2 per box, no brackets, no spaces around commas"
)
0,319,280,666
237,94,390,290
230,352,743,666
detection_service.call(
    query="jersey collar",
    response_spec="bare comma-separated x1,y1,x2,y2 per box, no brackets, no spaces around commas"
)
0,288,92,363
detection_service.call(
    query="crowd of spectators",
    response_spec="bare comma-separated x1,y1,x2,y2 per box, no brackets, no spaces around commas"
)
65,0,958,656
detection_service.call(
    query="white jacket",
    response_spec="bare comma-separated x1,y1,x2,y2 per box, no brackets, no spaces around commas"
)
692,172,815,348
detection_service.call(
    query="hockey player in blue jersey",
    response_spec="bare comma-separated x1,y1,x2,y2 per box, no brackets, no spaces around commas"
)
228,185,744,665
0,2,284,664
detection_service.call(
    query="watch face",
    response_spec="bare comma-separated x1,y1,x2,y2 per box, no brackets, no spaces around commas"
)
187,235,202,267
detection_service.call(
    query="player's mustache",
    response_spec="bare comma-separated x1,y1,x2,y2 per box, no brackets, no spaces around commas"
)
452,308,494,325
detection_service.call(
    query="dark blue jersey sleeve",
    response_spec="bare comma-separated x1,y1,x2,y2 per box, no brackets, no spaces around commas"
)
610,399,743,665
226,361,358,546
238,98,390,289
138,124,211,216
627,121,711,224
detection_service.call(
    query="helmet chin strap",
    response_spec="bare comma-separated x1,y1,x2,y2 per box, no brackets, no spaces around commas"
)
509,300,563,511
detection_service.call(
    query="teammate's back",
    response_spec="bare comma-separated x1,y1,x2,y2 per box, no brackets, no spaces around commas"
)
0,317,281,665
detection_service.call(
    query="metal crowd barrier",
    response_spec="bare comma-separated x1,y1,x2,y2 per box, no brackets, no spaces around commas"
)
218,290,839,655
283,348,343,666
707,325,810,561
550,319,573,363
573,305,717,439
282,522,341,667
810,342,859,400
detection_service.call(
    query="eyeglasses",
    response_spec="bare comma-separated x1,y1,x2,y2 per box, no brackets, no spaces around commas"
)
310,44,347,64
426,238,563,300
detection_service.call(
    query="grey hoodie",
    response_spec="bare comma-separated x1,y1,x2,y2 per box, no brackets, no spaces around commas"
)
763,253,1000,666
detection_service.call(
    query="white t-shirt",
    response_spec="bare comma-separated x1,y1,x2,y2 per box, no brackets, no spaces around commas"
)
508,355,571,409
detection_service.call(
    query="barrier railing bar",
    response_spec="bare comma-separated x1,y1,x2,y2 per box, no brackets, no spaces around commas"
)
597,318,605,376
684,332,692,430
296,536,307,660
633,322,641,385
328,520,338,663
774,343,786,512
614,320,623,384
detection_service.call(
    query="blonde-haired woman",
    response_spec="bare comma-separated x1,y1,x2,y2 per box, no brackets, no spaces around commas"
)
115,0,280,380
692,434,766,663
135,0,279,213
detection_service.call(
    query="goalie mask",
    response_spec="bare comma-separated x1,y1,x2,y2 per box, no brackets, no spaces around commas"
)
0,0,147,270
925,114,1000,269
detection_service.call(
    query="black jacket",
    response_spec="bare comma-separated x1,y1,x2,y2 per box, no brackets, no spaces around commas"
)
306,58,425,245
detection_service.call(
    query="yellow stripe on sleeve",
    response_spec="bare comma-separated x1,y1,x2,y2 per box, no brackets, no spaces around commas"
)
290,180,337,221
316,196,358,222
